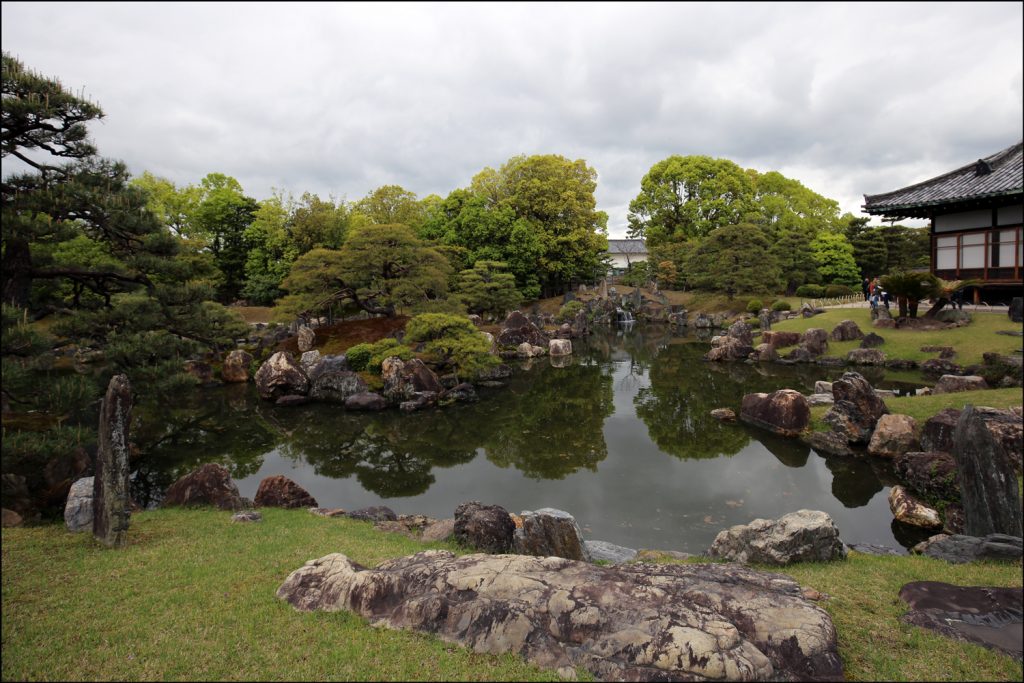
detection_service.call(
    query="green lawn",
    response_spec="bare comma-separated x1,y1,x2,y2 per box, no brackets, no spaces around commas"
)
809,387,1023,432
771,308,1022,367
3,509,1022,681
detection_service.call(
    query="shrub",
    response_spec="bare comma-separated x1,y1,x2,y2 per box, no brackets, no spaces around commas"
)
405,313,496,380
746,299,763,313
824,284,854,297
556,300,585,323
795,284,825,298
346,339,412,373
404,313,478,343
771,300,791,312
748,318,761,328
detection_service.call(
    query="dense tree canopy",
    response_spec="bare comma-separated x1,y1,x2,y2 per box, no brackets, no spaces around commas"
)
685,223,781,298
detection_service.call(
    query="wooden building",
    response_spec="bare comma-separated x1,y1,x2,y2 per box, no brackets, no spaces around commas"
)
606,239,648,275
863,141,1022,301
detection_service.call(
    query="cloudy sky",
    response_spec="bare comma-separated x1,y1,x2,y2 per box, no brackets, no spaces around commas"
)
3,2,1022,236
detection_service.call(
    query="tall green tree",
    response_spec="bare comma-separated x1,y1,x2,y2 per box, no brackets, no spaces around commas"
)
769,230,821,295
627,156,754,245
455,260,521,320
685,224,781,298
811,231,861,286
190,173,258,302
290,192,349,253
241,194,298,305
352,184,427,232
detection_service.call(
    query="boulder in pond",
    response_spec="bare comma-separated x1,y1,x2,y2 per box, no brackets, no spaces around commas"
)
163,463,246,511
752,343,778,362
382,357,443,403
548,339,572,357
221,349,253,383
899,581,1022,659
453,501,515,554
511,508,591,561
867,414,919,458
710,408,737,422
911,533,1023,564
309,356,367,404
894,451,960,501
277,550,843,681
888,485,942,529
495,310,549,348
739,389,810,437
802,430,854,457
344,392,387,411
708,509,847,565
822,372,888,444
254,475,318,509
254,352,309,400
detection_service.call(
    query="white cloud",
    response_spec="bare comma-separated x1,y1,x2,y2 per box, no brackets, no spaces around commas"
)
3,1,1021,236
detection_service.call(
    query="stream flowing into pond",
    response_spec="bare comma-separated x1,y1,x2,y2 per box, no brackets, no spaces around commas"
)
133,326,932,553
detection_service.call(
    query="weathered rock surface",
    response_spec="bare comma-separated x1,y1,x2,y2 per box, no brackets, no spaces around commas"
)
847,543,905,556
761,331,801,348
806,393,834,406
933,374,988,394
1,508,23,527
894,451,959,501
344,392,387,411
799,328,829,356
381,357,443,404
308,356,367,404
93,374,132,548
710,408,737,422
708,509,847,565
421,518,455,542
64,476,94,532
921,358,964,379
802,430,855,457
859,332,885,348
867,414,919,457
752,343,778,362
496,311,549,348
277,550,844,681
221,349,253,383
921,406,1022,473
254,352,309,400
739,389,810,437
511,508,591,561
254,475,318,509
822,372,888,444
726,320,754,346
163,463,246,510
548,339,572,357
899,581,1023,659
953,406,1023,537
846,349,886,366
706,336,755,362
583,540,637,565
232,511,262,523
830,320,864,341
375,514,439,539
297,325,316,353
888,486,942,529
454,501,515,554
299,350,321,374
348,506,398,523
814,381,833,395
912,533,1023,564
309,507,347,518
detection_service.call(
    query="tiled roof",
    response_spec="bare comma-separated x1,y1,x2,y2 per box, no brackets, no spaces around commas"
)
863,141,1023,216
606,239,647,255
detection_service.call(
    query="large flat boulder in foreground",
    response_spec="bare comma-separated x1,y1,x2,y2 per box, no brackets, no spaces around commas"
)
277,550,843,681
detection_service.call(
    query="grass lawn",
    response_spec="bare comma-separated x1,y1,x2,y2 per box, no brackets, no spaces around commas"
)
771,308,1022,367
809,387,1023,432
3,509,1021,681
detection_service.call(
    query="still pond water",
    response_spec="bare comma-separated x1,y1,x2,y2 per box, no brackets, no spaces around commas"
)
134,326,931,553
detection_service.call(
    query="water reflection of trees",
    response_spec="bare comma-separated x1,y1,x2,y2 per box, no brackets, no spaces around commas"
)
481,362,614,479
131,384,275,507
634,343,831,461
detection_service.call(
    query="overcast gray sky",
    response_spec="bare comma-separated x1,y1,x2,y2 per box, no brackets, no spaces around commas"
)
3,2,1022,236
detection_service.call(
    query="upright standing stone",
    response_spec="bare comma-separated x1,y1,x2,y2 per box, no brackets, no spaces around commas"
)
953,406,1023,537
1009,297,1023,324
93,374,132,548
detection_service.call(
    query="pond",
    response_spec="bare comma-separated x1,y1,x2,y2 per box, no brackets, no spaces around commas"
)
132,326,932,553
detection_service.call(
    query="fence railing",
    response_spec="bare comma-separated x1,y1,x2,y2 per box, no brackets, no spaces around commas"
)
804,294,865,309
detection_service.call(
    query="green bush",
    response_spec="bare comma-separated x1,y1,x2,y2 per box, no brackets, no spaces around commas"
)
795,284,825,298
556,300,585,323
771,300,791,312
824,284,854,297
746,299,763,313
405,313,496,380
748,318,761,328
346,339,412,373
404,313,478,343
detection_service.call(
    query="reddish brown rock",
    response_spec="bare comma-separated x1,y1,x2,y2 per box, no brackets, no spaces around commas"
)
254,475,318,509
163,463,245,510
895,452,960,501
2,508,23,527
823,372,889,444
933,375,988,394
799,328,829,356
867,414,919,457
761,331,801,348
740,389,810,437
454,501,516,553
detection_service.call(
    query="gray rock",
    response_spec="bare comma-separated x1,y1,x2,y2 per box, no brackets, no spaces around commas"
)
232,511,262,523
163,463,246,511
894,451,959,501
548,339,572,357
799,328,829,356
421,518,455,542
847,543,906,556
802,430,854,457
584,540,638,565
221,349,253,383
953,406,1023,537
344,392,387,411
297,325,316,353
254,352,309,400
708,509,847,565
496,310,549,348
830,319,864,341
814,381,833,395
822,372,888,444
846,349,886,366
382,357,443,403
64,476,94,532
309,357,367,404
348,506,398,523
1009,297,1023,324
299,350,321,374
710,408,737,421
859,333,885,349
512,508,591,562
277,551,843,681
454,501,515,554
933,374,988,394
921,358,964,379
912,533,1024,564
254,475,318,509
806,393,835,406
93,374,132,548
